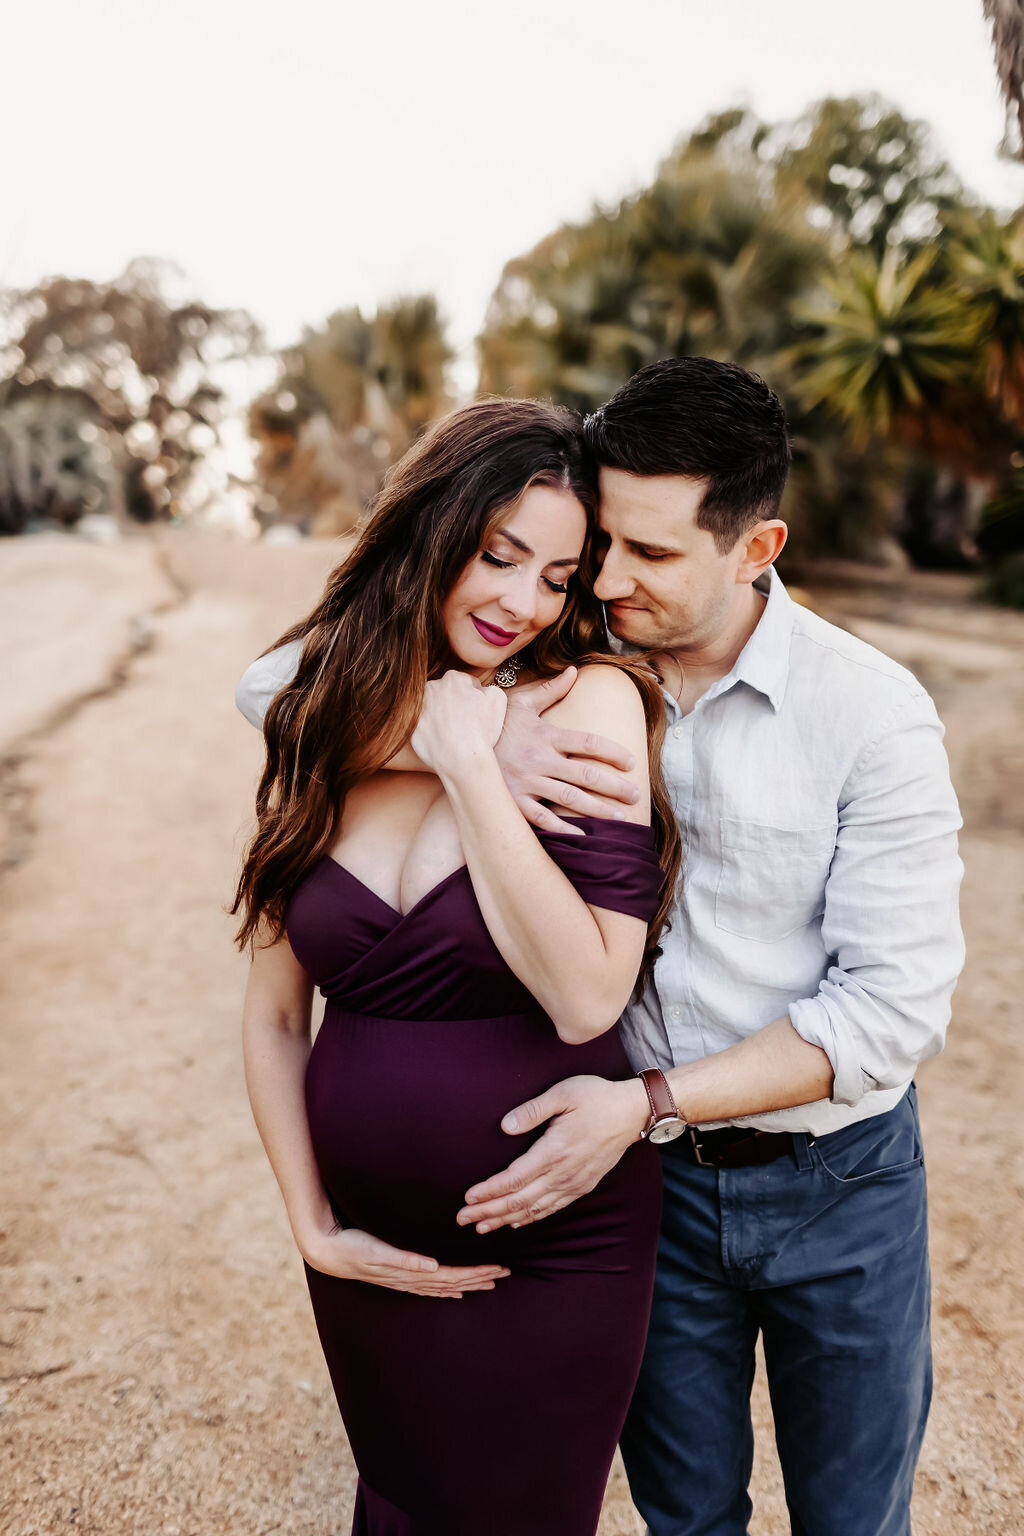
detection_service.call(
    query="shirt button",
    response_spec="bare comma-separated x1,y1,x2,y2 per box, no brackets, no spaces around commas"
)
669,1006,683,1022
672,725,684,739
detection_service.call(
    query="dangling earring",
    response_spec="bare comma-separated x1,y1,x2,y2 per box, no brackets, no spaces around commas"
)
493,654,522,689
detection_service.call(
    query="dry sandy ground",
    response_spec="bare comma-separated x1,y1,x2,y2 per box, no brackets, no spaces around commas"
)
1,531,1021,1536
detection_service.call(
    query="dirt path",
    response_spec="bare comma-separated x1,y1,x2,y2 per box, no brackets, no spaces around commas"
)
1,534,1021,1535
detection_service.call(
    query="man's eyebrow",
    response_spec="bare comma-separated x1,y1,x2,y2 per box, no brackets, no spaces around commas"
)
494,529,580,567
625,537,683,556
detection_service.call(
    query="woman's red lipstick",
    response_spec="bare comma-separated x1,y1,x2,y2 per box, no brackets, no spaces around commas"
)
471,615,518,646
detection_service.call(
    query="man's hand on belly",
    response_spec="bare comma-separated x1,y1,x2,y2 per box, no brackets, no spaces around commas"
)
456,1075,650,1234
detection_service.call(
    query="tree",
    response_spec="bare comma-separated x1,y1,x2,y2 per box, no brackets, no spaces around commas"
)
788,247,975,446
952,207,1024,426
0,259,261,527
250,295,452,535
478,121,827,411
984,0,1024,159
775,96,965,254
787,233,1024,564
0,387,124,534
476,95,1008,565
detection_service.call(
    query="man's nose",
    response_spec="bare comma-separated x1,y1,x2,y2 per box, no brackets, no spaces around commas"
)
592,549,633,602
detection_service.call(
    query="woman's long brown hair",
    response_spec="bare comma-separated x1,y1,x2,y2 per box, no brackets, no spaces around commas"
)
232,397,681,983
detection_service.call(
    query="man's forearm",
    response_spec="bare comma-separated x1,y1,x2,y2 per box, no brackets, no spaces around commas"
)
456,1017,835,1233
664,1016,834,1127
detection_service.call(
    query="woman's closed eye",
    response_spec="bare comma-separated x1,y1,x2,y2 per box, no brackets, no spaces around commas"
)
481,551,568,594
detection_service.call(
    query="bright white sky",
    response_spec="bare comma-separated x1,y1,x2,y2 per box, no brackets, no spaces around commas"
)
2,0,1021,391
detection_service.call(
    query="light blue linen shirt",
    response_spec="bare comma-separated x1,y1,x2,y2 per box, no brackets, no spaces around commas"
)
619,568,964,1135
235,568,965,1137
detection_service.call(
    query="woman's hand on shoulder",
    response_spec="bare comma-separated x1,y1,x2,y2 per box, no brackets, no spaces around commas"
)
410,670,507,778
539,664,652,824
300,1224,510,1297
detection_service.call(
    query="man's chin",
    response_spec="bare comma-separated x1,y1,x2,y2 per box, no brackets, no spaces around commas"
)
606,607,659,645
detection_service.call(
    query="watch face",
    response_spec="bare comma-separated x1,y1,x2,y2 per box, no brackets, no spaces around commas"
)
649,1118,687,1146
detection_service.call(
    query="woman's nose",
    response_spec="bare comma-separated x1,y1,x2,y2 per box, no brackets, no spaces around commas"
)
498,574,538,622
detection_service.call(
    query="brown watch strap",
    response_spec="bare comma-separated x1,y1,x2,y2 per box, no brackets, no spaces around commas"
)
638,1067,680,1130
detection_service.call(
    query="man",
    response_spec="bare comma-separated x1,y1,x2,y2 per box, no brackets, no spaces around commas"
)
237,358,964,1536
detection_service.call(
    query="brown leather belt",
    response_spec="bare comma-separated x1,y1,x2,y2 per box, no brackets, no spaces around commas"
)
678,1124,794,1169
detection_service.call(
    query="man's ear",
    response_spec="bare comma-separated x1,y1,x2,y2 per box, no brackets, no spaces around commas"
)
735,520,787,585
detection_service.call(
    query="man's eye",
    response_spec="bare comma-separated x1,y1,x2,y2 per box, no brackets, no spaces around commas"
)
641,551,672,562
481,551,514,569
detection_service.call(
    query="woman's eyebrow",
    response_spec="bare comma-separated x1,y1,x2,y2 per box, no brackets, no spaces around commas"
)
495,529,580,567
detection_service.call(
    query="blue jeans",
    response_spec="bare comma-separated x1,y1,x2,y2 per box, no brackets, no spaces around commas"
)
620,1086,931,1536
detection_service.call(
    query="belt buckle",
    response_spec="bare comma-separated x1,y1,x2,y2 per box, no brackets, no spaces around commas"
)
687,1127,711,1167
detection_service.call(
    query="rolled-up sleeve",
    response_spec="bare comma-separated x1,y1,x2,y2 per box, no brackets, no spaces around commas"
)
234,639,304,730
788,689,965,1107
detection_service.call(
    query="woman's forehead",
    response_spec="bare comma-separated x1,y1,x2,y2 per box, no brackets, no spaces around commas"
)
494,483,587,556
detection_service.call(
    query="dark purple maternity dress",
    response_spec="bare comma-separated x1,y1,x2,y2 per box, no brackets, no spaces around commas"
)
285,816,664,1536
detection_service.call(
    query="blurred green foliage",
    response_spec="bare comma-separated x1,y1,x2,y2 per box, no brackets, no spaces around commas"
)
248,296,452,535
478,95,1024,583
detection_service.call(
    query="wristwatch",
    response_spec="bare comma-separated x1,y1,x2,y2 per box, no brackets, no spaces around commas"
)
637,1067,687,1144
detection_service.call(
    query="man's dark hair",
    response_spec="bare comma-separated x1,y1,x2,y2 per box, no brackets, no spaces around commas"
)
583,357,791,553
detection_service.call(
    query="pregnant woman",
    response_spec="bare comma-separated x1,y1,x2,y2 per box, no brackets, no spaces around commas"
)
232,399,680,1535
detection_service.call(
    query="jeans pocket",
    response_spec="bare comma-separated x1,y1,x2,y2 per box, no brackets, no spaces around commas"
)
812,1093,924,1185
714,818,836,942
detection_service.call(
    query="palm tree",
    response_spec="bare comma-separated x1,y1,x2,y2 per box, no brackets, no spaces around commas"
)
952,208,1024,425
984,0,1024,159
789,241,1021,564
788,247,976,448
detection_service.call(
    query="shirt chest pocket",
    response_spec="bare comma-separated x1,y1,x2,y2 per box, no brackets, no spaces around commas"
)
715,818,838,943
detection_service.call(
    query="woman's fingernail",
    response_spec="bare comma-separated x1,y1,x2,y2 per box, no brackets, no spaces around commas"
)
503,1113,519,1131
477,1222,492,1234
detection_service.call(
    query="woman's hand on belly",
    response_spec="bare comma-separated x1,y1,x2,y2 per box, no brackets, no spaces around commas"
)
302,1225,511,1298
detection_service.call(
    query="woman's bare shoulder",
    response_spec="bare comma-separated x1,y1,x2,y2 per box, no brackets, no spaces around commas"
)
542,663,648,724
538,664,651,820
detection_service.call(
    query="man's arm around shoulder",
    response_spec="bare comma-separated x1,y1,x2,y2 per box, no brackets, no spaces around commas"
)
235,640,304,729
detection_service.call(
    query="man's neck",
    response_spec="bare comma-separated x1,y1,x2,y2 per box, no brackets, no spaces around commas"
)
658,584,768,716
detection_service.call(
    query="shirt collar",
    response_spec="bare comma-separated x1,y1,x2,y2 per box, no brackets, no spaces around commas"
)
727,565,794,712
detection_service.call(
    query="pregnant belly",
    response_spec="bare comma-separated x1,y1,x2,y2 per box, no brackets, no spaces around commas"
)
305,1004,635,1262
